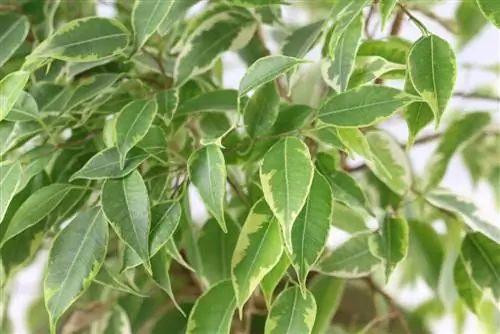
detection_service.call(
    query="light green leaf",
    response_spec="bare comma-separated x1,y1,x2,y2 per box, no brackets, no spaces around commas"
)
0,13,29,68
408,34,457,125
44,207,108,333
325,170,369,214
454,253,482,313
332,203,367,233
5,91,39,122
369,215,409,281
318,85,417,127
94,265,147,297
291,171,333,286
264,286,317,334
365,130,412,196
239,55,306,96
357,37,412,65
188,144,227,231
66,73,120,110
328,0,369,56
0,183,73,246
0,71,30,122
460,232,500,299
260,137,314,252
422,112,491,190
156,89,178,125
115,99,157,167
186,280,236,334
175,8,256,86
0,161,22,223
132,0,173,49
70,147,148,181
138,125,168,164
310,276,345,334
165,238,195,272
322,14,363,92
316,232,380,278
150,248,183,314
456,0,488,48
348,56,406,89
282,20,325,58
231,199,283,312
426,189,500,244
477,0,500,28
380,0,398,30
198,217,240,286
102,170,151,270
157,0,199,36
261,253,290,308
244,81,280,138
403,74,434,146
336,127,372,158
176,89,238,117
28,17,129,64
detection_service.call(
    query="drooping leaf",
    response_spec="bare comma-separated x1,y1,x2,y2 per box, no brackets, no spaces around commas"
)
114,99,158,167
261,253,290,308
282,20,325,58
94,265,147,297
27,17,129,64
316,232,380,278
44,207,108,333
157,0,199,36
176,90,238,117
260,137,314,252
408,34,457,125
422,112,491,191
264,286,317,334
165,238,195,272
309,276,345,334
244,81,280,138
132,0,173,49
454,253,482,313
101,170,151,270
369,215,409,281
403,74,434,146
239,55,306,95
0,13,30,68
188,144,227,232
291,171,333,286
317,85,417,127
426,189,500,244
0,71,30,121
231,199,283,312
460,232,500,299
477,0,500,28
380,0,398,30
150,248,183,314
0,161,23,223
186,280,236,334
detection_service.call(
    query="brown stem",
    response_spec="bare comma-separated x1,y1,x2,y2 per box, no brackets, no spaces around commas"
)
453,91,500,102
390,9,404,36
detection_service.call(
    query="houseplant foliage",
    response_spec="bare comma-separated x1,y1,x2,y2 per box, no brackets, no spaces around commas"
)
0,0,499,333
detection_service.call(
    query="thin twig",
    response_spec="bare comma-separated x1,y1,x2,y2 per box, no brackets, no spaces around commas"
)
358,310,399,334
453,92,500,102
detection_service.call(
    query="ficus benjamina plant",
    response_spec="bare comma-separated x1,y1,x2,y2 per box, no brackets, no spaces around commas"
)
0,0,499,333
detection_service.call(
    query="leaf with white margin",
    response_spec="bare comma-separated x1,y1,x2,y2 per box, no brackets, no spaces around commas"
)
460,232,500,299
426,189,500,244
0,161,23,223
348,56,406,89
325,170,369,214
132,0,174,49
44,207,108,333
291,171,333,286
477,0,500,28
316,232,380,278
365,130,412,196
260,137,314,253
244,81,280,138
0,13,29,67
0,71,30,122
5,91,39,122
186,280,236,334
157,0,199,36
282,20,325,59
264,286,317,334
231,199,283,313
175,8,256,86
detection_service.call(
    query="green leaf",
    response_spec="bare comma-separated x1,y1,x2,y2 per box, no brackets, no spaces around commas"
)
403,74,434,146
132,0,173,49
336,127,372,158
261,253,290,308
365,130,412,196
150,248,183,314
239,55,306,95
456,0,488,48
291,171,333,286
272,104,312,135
186,280,236,334
66,73,120,110
152,302,194,334
328,0,369,56
102,170,151,270
325,170,369,214
454,253,482,313
408,34,457,126
175,8,256,86
70,147,148,181
426,189,500,244
166,238,195,272
157,0,199,36
156,89,179,125
348,56,405,89
316,232,380,278
322,14,363,92
176,89,238,117
477,0,500,28
44,207,108,333
460,232,500,299
317,85,417,127
260,137,314,252
0,13,29,68
115,99,158,167
332,203,367,233
244,81,280,138
357,37,411,65
198,217,240,286
28,17,129,64
422,112,490,190
282,20,325,58
138,125,168,164
231,199,283,312
188,144,227,232
94,265,147,297
0,183,73,246
0,71,30,122
5,91,39,122
380,0,398,30
0,161,22,223
264,286,317,334
150,202,182,256
310,276,345,334
369,215,409,281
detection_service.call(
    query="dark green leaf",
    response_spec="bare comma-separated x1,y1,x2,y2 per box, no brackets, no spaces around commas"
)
132,0,173,49
0,71,30,121
0,13,29,67
477,0,500,28
176,90,238,117
0,161,22,223
310,276,345,334
244,81,280,138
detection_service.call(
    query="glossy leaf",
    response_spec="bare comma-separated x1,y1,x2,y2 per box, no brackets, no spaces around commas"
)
0,13,30,68
157,0,198,36
477,0,500,28
403,74,434,146
310,276,345,334
260,137,314,252
150,248,183,314
150,202,182,256
357,37,411,65
244,81,280,138
176,89,238,117
261,253,290,308
0,161,22,223
132,0,173,49
0,71,30,121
